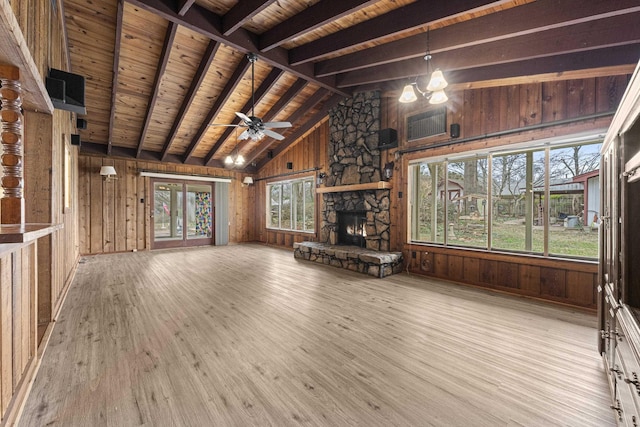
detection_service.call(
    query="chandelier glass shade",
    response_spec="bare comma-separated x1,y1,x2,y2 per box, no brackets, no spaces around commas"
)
225,141,245,166
399,28,448,105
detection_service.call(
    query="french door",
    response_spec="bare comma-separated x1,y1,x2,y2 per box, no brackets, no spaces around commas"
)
151,179,214,249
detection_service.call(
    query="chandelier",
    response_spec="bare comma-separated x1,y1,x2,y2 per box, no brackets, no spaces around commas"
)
399,28,448,105
224,144,244,166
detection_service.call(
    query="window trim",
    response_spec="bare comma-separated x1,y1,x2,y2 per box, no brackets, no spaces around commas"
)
266,176,315,233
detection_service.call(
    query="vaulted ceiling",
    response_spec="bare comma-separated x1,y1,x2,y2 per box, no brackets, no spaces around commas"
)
64,0,640,171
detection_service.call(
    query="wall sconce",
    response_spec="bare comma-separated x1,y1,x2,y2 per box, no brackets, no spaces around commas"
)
100,165,117,182
317,172,327,185
242,176,254,187
383,162,394,180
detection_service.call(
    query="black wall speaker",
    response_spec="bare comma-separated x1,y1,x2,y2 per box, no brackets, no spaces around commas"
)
450,123,460,138
286,162,293,170
46,69,86,114
45,77,65,103
70,134,81,146
378,128,398,150
267,150,274,159
77,118,87,129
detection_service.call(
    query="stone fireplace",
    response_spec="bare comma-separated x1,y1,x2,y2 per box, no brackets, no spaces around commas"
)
293,91,402,278
319,90,392,251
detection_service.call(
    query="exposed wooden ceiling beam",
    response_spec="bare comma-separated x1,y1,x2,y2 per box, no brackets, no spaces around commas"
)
336,12,640,88
375,45,639,96
177,0,195,16
203,67,284,165
182,57,251,163
239,78,309,166
81,141,226,168
222,0,277,36
136,21,177,158
160,40,220,162
125,0,349,97
107,0,125,156
444,44,640,89
316,0,640,77
255,93,343,170
288,0,503,65
259,0,377,52
246,88,332,168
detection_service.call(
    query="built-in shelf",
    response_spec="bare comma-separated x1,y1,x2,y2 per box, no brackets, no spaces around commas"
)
0,6,53,113
0,223,62,243
315,181,392,194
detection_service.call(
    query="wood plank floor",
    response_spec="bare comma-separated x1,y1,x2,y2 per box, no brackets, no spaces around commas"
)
19,244,614,426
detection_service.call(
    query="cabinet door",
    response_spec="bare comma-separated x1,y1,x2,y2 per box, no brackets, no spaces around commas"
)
599,142,620,353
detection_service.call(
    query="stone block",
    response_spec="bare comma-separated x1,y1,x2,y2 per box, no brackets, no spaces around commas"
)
381,266,392,277
368,265,380,277
335,249,348,260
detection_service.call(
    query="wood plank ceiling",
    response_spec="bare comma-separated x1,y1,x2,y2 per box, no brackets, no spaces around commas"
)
64,0,640,171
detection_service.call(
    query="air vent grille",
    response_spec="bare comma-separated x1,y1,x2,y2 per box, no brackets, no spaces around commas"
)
407,108,446,141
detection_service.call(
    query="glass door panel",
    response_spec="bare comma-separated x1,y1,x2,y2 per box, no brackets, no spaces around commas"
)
154,182,183,242
187,184,212,240
152,179,214,249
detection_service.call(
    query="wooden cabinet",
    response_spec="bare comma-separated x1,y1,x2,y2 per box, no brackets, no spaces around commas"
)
600,61,640,425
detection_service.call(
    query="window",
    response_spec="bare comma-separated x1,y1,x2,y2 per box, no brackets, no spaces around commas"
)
410,138,602,259
267,177,315,232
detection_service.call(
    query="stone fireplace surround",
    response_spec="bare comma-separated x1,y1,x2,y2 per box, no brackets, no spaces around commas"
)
322,190,391,251
293,91,403,277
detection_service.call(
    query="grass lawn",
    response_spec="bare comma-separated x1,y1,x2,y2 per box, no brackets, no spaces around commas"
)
417,221,599,258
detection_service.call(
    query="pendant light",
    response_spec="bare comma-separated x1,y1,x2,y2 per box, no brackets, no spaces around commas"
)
399,28,448,105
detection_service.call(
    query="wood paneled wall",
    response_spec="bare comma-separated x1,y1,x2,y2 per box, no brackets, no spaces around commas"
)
77,155,253,254
0,243,38,424
254,121,328,246
395,76,628,310
404,245,598,308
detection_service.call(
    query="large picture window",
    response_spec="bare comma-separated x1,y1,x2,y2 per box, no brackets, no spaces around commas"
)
267,177,315,232
410,138,602,259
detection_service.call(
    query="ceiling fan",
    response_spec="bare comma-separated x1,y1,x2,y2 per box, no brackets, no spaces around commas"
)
209,53,291,141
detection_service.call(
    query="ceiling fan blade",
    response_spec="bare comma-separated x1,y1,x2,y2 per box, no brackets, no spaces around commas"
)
238,129,251,140
208,123,241,127
263,121,292,129
235,112,253,124
263,129,285,140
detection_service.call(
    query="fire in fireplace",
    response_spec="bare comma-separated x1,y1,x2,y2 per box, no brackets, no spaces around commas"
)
337,210,367,247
